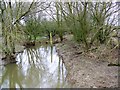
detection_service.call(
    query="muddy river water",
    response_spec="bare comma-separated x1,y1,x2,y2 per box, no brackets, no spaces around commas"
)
0,45,70,88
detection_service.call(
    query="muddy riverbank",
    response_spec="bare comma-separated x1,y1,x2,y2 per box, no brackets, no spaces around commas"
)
55,35,119,88
0,35,119,88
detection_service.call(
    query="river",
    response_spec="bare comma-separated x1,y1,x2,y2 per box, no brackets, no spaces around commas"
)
0,45,70,88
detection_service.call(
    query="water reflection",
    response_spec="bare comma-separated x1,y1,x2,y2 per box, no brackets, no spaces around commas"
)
0,45,69,88
0,64,23,88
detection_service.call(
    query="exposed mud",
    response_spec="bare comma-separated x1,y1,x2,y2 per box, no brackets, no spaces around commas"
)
55,35,119,88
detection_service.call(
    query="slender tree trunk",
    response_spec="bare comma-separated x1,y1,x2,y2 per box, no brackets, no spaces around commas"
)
56,2,63,42
9,1,15,55
1,5,8,55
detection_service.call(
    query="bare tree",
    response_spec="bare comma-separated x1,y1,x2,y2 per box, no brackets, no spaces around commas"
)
0,0,50,63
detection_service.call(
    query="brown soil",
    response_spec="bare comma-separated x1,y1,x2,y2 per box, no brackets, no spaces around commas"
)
23,41,35,48
55,34,119,88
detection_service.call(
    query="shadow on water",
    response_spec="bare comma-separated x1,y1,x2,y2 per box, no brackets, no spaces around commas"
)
0,45,70,88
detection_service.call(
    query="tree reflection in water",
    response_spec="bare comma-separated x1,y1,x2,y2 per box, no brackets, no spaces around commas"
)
0,64,23,88
0,45,69,88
